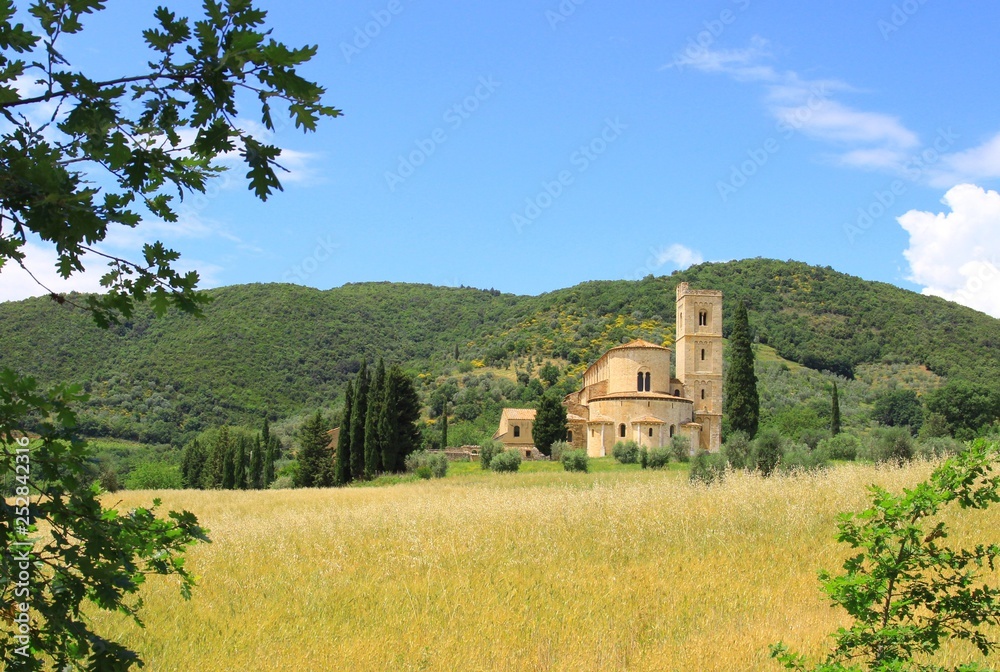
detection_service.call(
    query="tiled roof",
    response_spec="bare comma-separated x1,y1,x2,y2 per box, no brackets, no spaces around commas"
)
632,415,666,424
607,338,670,352
502,408,537,420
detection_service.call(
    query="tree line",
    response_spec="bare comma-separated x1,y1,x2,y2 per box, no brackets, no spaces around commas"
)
180,419,282,490
297,358,423,487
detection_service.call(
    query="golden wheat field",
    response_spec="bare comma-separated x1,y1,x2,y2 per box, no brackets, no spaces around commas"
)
91,461,1000,672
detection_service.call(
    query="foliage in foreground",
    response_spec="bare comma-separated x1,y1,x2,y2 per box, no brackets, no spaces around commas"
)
1,373,208,670
772,440,1000,671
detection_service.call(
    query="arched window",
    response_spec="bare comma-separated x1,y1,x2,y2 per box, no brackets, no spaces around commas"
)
637,371,644,391
674,389,680,396
701,348,706,361
567,430,573,442
699,311,708,326
648,427,653,437
669,425,675,438
644,372,651,392
701,389,706,400
619,424,626,438
513,425,520,438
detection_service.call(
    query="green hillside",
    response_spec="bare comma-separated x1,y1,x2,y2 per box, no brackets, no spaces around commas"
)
0,258,997,444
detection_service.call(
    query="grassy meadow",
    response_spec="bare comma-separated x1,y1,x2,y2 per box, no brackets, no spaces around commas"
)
91,460,999,671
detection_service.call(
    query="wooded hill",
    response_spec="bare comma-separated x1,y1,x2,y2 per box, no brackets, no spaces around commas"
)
1,258,996,444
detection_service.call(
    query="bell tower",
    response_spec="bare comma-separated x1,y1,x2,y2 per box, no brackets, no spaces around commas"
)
675,282,723,451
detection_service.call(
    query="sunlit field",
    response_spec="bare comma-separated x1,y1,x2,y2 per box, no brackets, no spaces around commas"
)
92,460,999,671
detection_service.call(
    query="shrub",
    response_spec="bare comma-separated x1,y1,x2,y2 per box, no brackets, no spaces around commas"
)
690,450,727,484
549,440,571,462
819,432,862,461
99,468,121,493
479,440,503,470
639,447,648,469
751,429,784,477
612,440,640,464
670,435,691,463
561,450,589,472
799,429,827,451
405,450,449,478
124,462,183,490
490,449,522,473
779,442,829,473
915,436,965,460
860,427,914,465
722,431,751,469
647,446,671,469
269,475,295,490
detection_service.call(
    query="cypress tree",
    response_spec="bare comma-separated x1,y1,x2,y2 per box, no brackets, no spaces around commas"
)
235,435,248,489
297,410,332,488
378,370,399,473
207,426,232,489
180,439,205,489
262,417,272,456
723,300,760,439
380,365,422,472
831,382,842,436
350,360,369,480
364,358,386,479
263,435,277,488
222,439,236,490
249,434,263,489
533,392,568,456
335,379,354,485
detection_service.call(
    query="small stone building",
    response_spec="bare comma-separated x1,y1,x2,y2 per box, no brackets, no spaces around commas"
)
491,408,544,459
494,283,724,457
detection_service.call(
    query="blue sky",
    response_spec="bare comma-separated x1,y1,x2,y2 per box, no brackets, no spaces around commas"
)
4,1,1000,317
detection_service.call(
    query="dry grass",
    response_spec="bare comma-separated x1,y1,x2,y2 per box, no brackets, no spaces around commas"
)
91,462,999,671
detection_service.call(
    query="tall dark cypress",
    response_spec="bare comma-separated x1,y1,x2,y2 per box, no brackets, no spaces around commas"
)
235,435,248,489
723,300,760,438
378,369,399,472
249,434,263,489
222,439,236,490
364,358,386,479
831,382,842,436
208,426,232,489
380,365,422,472
349,360,369,480
298,410,332,488
180,439,205,490
262,417,272,456
334,379,354,485
263,435,277,487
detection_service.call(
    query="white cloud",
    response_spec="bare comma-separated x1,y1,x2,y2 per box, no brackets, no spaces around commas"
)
927,133,1000,188
0,242,107,303
897,184,1000,318
653,244,704,270
668,37,920,168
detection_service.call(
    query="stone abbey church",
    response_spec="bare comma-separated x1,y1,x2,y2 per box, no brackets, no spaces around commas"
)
494,283,724,457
